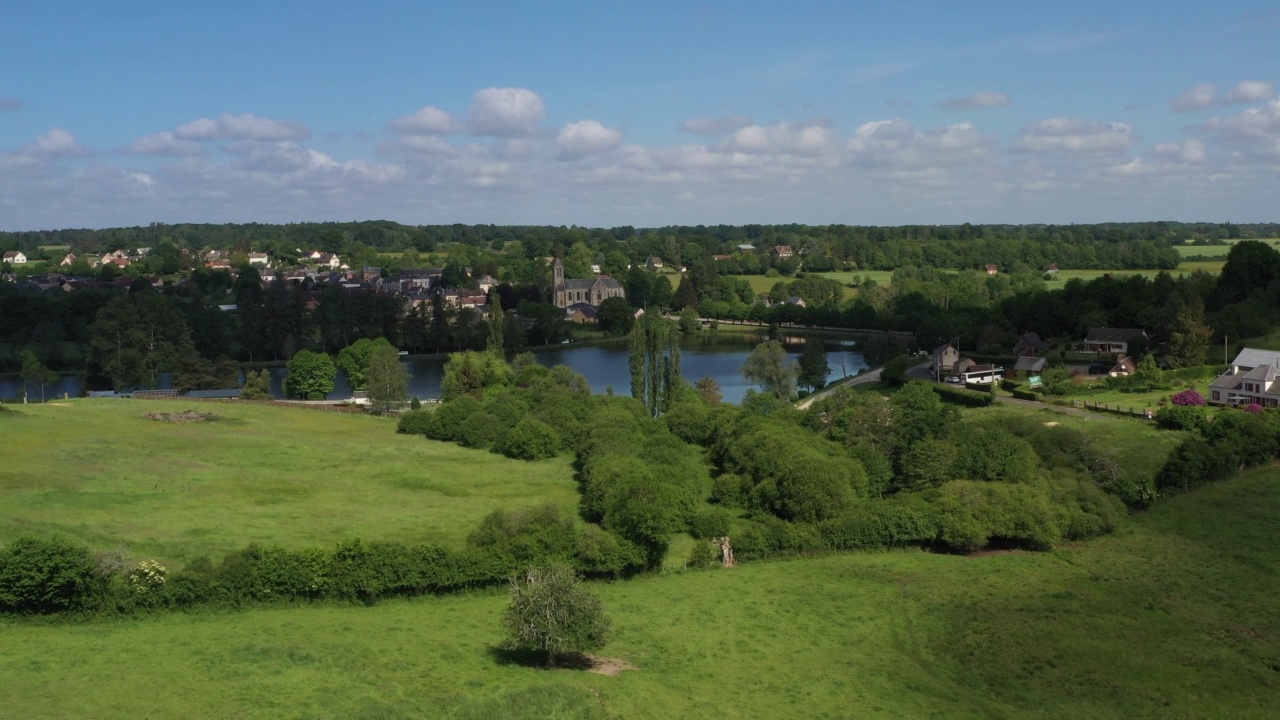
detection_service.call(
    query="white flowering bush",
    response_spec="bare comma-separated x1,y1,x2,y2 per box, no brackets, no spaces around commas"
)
128,560,167,594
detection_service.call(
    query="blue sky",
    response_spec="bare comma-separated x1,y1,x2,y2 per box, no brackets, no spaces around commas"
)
2,1,1278,229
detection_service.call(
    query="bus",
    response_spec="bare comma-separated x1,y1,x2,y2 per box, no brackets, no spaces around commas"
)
959,366,1005,385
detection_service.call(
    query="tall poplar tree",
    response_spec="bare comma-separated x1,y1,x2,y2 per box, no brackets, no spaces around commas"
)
628,314,681,417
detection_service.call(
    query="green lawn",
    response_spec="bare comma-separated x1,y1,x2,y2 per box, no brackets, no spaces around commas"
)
2,464,1276,718
1051,259,1224,283
0,400,579,565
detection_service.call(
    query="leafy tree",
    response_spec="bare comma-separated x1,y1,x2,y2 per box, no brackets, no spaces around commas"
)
502,563,609,668
486,301,505,355
797,338,830,393
649,275,674,310
1167,295,1212,369
335,337,392,391
441,350,512,401
18,349,55,403
240,369,273,401
741,340,797,401
628,314,682,417
596,296,634,335
86,291,190,391
285,349,336,399
1130,355,1164,392
678,308,700,334
366,344,410,411
694,375,723,405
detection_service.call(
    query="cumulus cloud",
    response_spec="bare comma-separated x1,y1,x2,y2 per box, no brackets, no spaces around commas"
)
466,87,546,136
388,106,458,135
1224,80,1277,105
1013,118,1134,153
557,120,622,160
1152,138,1207,163
174,113,310,141
26,128,94,158
119,131,203,157
679,115,754,135
1195,99,1280,158
0,98,22,112
719,120,837,156
1169,83,1218,112
939,92,1012,111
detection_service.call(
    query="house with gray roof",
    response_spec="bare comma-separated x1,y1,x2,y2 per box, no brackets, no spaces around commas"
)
1084,327,1147,355
1208,348,1280,407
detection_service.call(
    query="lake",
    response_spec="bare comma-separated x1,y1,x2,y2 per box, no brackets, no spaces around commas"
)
0,332,870,405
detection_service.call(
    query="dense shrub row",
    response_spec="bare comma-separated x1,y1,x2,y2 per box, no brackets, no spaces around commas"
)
1157,410,1280,494
577,398,710,567
397,356,597,461
0,506,646,616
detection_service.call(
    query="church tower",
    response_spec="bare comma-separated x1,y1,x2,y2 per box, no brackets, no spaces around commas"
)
552,257,567,308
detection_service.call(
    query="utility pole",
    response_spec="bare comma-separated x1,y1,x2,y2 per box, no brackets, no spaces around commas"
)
1224,334,1228,365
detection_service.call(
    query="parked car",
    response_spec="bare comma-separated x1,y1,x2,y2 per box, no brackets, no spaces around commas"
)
945,375,962,384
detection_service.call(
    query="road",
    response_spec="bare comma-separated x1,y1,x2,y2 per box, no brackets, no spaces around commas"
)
796,367,884,409
796,360,1121,421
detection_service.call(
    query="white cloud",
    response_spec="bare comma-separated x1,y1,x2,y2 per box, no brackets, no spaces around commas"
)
466,87,546,136
1013,118,1134,153
119,131,203,157
1152,138,1207,163
1195,99,1280,159
939,92,1012,111
0,98,22,112
719,120,837,156
174,113,310,141
26,128,93,158
1224,80,1277,105
388,106,458,135
1169,84,1218,112
557,120,622,160
679,115,754,135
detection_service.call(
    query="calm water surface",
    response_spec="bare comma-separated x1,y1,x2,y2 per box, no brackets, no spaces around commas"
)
1,333,868,405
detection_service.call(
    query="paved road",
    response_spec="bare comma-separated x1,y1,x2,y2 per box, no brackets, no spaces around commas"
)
796,367,884,409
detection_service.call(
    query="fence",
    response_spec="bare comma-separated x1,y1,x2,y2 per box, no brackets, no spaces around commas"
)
1071,399,1154,420
127,394,372,414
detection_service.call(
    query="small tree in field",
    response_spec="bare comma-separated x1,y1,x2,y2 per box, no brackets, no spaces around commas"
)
503,563,609,668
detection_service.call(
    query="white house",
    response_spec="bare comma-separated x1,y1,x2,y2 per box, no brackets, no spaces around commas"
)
247,252,270,266
1208,348,1280,407
3,251,27,265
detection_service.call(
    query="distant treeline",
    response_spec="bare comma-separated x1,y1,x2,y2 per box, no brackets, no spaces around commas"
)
4,220,1278,272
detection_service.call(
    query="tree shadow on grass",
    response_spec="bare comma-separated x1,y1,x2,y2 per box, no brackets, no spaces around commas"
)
487,645,594,670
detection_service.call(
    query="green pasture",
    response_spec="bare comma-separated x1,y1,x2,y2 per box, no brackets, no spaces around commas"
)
814,270,896,286
1176,238,1280,258
0,400,579,565
1052,259,1223,283
1,464,1276,718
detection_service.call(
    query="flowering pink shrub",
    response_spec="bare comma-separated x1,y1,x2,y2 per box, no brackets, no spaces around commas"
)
1246,403,1263,414
1171,389,1205,406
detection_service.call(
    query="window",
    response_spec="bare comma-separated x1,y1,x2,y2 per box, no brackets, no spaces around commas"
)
1212,391,1220,400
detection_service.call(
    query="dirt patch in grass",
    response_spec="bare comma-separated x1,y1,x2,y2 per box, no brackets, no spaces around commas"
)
585,655,637,676
144,410,219,424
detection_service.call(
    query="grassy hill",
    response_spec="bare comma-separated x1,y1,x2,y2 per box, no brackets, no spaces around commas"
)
1,394,1276,717
0,400,579,564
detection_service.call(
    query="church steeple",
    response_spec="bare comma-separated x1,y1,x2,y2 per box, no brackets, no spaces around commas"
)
552,257,566,307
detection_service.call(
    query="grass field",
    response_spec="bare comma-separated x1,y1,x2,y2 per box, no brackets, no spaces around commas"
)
1052,259,1224,283
1,460,1276,718
0,400,578,565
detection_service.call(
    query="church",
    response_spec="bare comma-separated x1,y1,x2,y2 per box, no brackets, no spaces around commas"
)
550,257,625,308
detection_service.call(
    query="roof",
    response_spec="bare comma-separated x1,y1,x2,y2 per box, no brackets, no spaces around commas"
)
563,276,623,291
1018,332,1050,351
566,303,598,318
1014,356,1047,372
1085,327,1146,343
933,343,955,355
1229,347,1280,369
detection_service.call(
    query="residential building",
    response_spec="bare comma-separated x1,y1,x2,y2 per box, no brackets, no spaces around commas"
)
1084,328,1147,355
932,343,960,375
1208,348,1280,407
3,251,27,264
247,252,270,266
984,264,999,275
1012,332,1050,357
